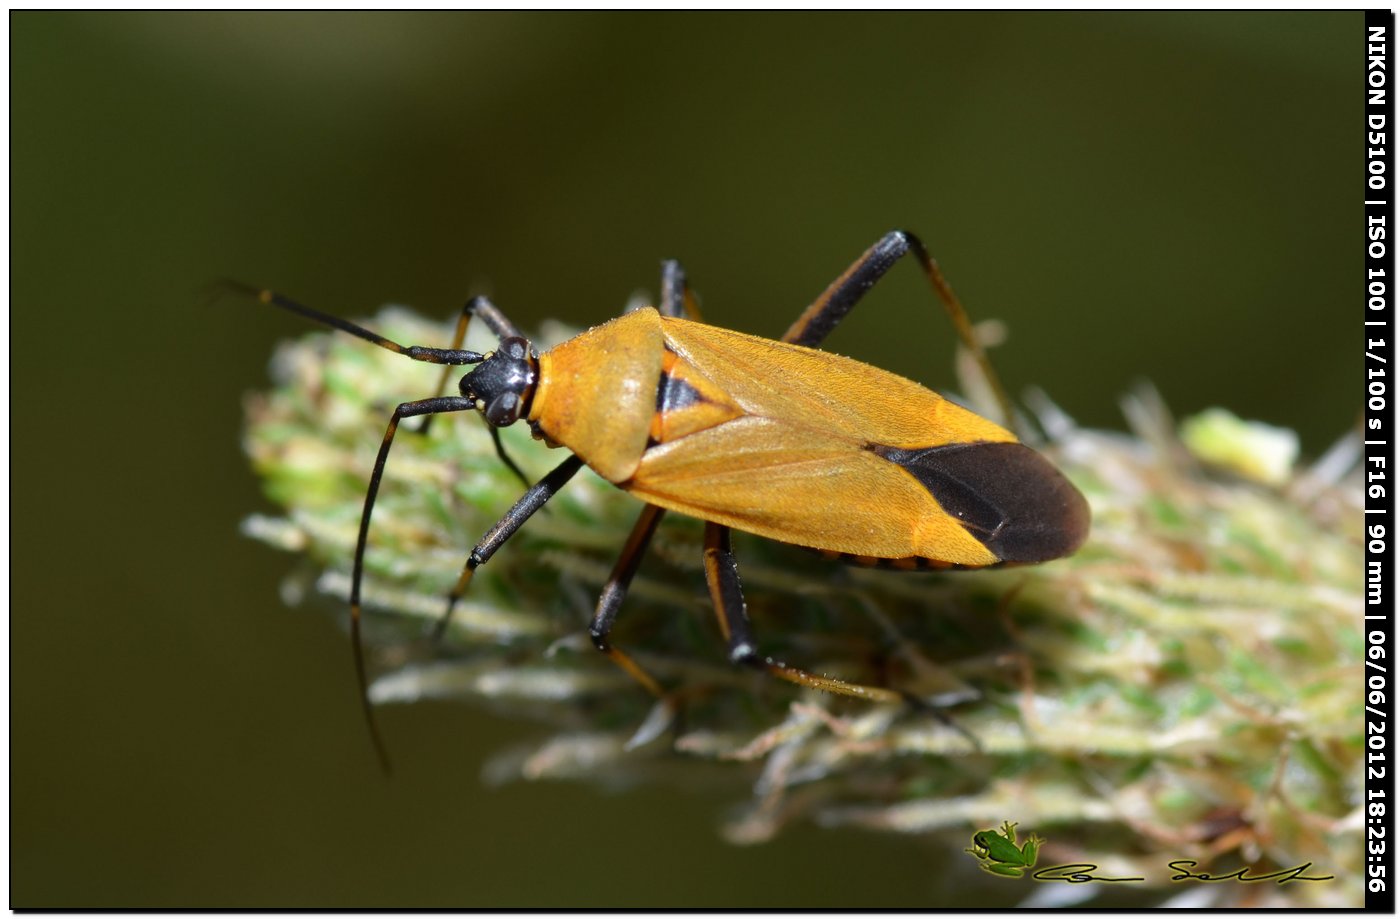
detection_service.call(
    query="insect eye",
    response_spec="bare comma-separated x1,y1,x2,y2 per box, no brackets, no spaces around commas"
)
485,392,521,426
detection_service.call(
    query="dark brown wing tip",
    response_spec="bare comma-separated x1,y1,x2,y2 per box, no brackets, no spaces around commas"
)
875,441,1091,564
994,443,1091,563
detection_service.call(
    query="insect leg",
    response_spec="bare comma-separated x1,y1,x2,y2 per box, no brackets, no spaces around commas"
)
703,523,903,704
781,230,1013,426
658,260,701,320
576,261,699,695
663,264,899,699
431,454,587,643
588,504,669,697
465,296,526,339
417,296,531,485
481,429,531,489
577,261,697,694
351,395,478,772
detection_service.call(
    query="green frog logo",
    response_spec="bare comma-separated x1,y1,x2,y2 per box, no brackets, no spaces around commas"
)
965,820,1045,878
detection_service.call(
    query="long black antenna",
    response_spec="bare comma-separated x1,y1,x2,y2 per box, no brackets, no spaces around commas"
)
212,280,487,366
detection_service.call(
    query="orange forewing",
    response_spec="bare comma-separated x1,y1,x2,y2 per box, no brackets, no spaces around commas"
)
612,316,1018,565
648,349,745,444
657,318,1017,450
626,415,1000,565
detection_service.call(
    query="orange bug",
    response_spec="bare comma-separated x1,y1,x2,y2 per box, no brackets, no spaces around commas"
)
232,231,1090,766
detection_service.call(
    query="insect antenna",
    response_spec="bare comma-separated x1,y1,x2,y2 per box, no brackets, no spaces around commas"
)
209,280,487,366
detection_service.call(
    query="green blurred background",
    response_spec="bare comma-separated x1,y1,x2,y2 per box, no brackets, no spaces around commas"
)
13,11,1357,907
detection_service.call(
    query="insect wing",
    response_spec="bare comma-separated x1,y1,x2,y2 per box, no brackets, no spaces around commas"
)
658,318,1017,450
628,414,1002,564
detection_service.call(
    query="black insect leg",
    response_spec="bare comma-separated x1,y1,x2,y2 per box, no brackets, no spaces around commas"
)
658,259,701,320
702,523,904,704
582,262,693,693
697,234,999,703
781,229,1013,426
466,295,527,340
351,395,479,772
588,504,669,697
663,259,902,701
432,454,587,643
762,236,1007,726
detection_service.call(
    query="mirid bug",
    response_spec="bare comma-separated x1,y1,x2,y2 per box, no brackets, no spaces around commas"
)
231,231,1090,767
